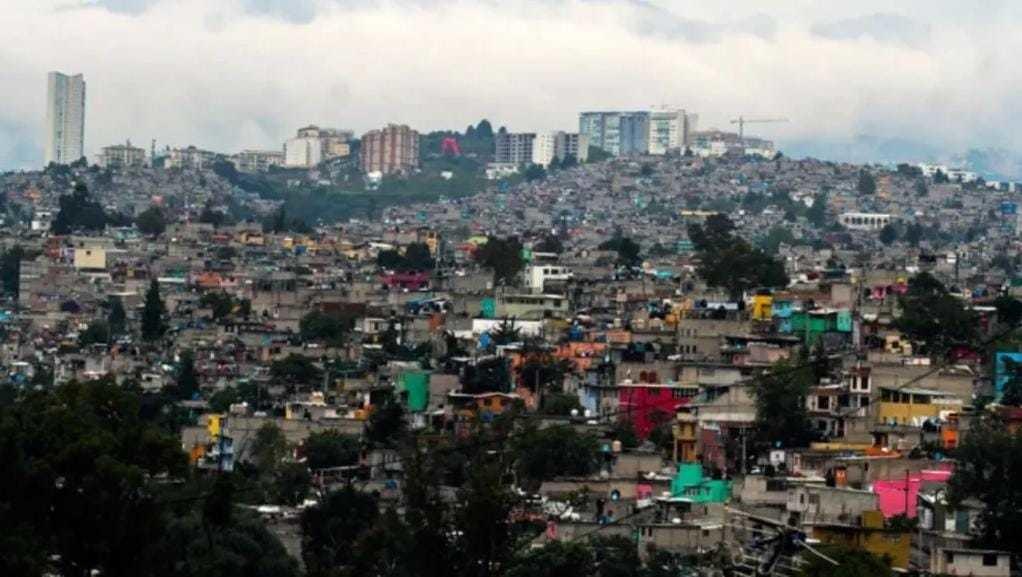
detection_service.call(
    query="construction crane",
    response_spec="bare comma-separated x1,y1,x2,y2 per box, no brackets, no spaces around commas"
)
730,116,789,139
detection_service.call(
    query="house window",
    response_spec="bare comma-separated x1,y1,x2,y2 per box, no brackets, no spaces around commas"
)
944,551,954,564
818,396,830,410
983,554,998,567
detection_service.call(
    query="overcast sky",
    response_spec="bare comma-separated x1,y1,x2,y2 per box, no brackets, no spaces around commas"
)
1,0,1019,169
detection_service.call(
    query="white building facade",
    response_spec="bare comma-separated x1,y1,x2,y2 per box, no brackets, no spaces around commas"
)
838,212,893,231
44,72,86,165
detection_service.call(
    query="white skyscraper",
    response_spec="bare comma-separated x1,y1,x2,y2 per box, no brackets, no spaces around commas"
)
44,72,86,166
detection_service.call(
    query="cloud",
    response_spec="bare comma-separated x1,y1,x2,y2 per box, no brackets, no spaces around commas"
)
240,0,319,24
80,0,159,15
602,1,776,43
811,12,930,46
0,1,1019,171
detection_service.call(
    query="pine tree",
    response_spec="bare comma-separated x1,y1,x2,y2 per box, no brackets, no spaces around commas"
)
107,296,127,336
176,350,199,400
141,279,166,342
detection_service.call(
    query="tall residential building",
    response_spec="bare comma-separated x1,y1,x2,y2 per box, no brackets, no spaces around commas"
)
44,72,86,166
578,111,649,156
648,109,687,155
99,141,146,169
494,132,536,165
683,113,699,147
532,132,589,167
284,125,353,168
360,124,420,175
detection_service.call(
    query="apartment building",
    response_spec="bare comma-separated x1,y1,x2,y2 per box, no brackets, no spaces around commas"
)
494,132,535,165
99,141,146,169
44,71,86,165
284,125,353,168
579,111,649,156
360,124,420,176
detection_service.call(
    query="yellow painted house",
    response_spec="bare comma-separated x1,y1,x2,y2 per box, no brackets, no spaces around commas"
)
810,511,911,570
876,387,963,427
751,294,773,321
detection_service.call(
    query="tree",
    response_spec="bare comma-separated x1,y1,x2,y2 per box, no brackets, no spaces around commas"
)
455,460,517,577
200,291,235,321
587,145,612,163
0,245,24,300
904,223,923,247
857,169,877,195
879,223,898,245
688,214,789,300
534,234,564,254
506,540,594,577
153,509,302,577
914,178,929,196
512,425,600,489
377,249,406,270
760,226,797,254
303,430,360,470
599,234,642,268
0,379,188,577
806,193,827,227
591,535,643,577
198,202,225,227
897,273,978,358
208,386,240,413
175,350,199,400
378,242,434,271
949,417,1022,557
753,357,817,449
51,182,107,234
274,462,312,507
270,354,322,389
403,242,435,271
300,310,355,346
993,295,1022,329
1000,371,1022,406
476,236,524,286
610,418,640,449
475,119,494,139
541,392,582,415
301,486,380,576
461,357,513,397
366,394,407,448
107,296,127,336
141,279,166,342
135,206,167,236
489,317,522,347
896,163,922,177
78,319,110,347
251,422,289,473
797,544,890,577
524,164,547,182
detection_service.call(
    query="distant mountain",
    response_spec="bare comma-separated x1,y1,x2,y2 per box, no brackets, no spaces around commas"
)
780,135,939,166
780,135,1022,182
950,148,1022,183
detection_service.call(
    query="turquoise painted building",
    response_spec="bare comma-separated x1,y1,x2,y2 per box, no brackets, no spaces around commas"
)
669,463,731,504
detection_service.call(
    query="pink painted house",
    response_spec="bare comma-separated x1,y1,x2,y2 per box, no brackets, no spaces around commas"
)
873,468,954,518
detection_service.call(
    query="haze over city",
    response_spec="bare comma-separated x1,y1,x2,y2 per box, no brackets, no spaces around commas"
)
2,0,1021,170
5,3,1022,577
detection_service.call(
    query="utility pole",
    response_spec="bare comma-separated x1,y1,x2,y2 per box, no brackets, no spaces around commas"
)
740,429,748,475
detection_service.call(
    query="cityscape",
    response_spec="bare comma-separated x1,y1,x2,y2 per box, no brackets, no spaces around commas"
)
2,3,1022,577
